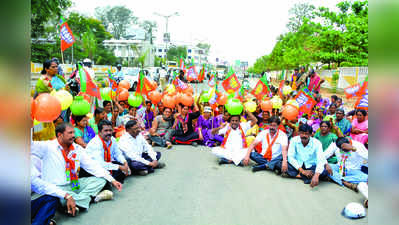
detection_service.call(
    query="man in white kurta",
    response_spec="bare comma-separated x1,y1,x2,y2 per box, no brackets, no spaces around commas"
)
86,120,130,183
324,137,368,191
211,113,257,166
31,123,122,216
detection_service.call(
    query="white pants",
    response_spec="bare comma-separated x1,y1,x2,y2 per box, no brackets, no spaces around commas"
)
212,147,247,166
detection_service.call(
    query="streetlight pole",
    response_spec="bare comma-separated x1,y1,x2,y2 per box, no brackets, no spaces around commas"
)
153,12,179,63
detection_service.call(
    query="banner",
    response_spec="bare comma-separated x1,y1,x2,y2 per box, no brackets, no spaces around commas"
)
294,89,317,114
355,89,368,110
222,68,241,93
59,17,75,52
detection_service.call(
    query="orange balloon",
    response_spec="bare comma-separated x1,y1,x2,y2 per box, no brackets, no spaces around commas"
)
181,93,194,106
148,91,162,105
34,93,62,122
216,93,228,105
183,84,193,95
282,104,299,120
162,94,176,109
118,89,129,101
151,81,158,91
261,100,273,112
117,86,127,95
119,80,131,90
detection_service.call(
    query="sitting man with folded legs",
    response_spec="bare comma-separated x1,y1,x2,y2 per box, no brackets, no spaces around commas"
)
323,137,368,192
86,120,131,198
119,120,165,176
211,110,257,166
243,116,288,174
286,124,332,188
31,122,123,217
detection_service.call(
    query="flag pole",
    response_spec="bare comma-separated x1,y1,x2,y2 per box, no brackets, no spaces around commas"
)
71,44,74,65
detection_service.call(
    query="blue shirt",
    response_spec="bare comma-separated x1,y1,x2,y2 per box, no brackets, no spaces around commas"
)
336,118,352,136
288,136,327,174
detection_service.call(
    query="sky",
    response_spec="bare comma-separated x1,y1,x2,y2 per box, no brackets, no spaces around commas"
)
69,0,342,66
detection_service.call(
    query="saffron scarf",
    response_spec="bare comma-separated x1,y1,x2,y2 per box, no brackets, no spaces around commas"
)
99,136,112,163
221,125,247,149
263,130,280,161
59,143,80,190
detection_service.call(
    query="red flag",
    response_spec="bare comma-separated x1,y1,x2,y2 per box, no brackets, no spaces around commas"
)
174,78,188,91
278,80,285,98
294,90,317,114
83,69,101,99
59,18,75,52
222,73,241,93
198,65,205,82
179,57,186,74
251,79,270,100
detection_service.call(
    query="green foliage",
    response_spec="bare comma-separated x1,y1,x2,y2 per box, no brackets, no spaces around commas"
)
31,0,72,38
95,6,138,39
140,20,157,44
251,0,368,71
167,46,187,61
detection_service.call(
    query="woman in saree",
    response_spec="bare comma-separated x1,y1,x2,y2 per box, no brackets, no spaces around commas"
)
350,109,368,145
72,115,96,148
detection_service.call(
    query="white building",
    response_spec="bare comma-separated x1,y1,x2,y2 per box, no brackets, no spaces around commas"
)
154,42,208,66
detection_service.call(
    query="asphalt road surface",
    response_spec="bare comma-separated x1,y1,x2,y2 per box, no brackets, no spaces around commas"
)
55,145,367,225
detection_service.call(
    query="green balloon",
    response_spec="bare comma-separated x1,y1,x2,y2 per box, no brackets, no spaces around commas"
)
101,88,112,101
200,91,210,103
128,93,142,107
226,99,243,115
70,96,91,116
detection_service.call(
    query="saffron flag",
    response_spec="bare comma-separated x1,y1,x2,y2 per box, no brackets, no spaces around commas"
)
174,77,188,91
78,64,101,99
294,89,317,114
179,56,186,74
208,73,216,87
222,68,241,93
355,88,368,110
107,69,118,92
278,80,285,98
198,64,205,82
59,17,75,52
344,83,363,99
136,70,153,95
186,66,198,82
250,75,270,100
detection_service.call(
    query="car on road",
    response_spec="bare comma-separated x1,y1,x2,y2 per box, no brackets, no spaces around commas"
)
124,67,149,91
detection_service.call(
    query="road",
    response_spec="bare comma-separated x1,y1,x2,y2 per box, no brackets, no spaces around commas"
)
55,145,367,225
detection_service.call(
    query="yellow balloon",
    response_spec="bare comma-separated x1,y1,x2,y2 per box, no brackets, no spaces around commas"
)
283,86,293,96
244,101,257,112
271,96,283,109
86,113,94,119
166,84,176,95
53,90,73,110
286,99,299,109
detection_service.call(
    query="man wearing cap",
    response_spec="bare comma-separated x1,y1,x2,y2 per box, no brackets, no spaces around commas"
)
243,116,289,174
323,137,368,191
211,110,257,166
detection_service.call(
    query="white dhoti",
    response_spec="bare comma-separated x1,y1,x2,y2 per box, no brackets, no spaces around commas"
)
212,146,248,166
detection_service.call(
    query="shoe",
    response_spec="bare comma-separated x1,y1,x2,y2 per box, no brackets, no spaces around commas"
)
156,162,166,169
274,169,281,175
191,142,198,147
166,144,172,149
138,170,149,176
50,218,57,225
94,190,113,203
281,172,290,178
252,164,267,172
218,159,230,165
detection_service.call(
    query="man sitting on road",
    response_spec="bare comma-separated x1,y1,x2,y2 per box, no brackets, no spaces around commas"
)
323,137,368,192
211,110,257,166
118,120,165,176
285,124,332,188
86,120,130,186
243,116,289,174
31,122,122,217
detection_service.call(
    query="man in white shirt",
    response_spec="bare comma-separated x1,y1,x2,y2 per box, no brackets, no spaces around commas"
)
159,66,168,90
86,120,130,185
119,120,165,176
243,116,289,174
324,137,368,191
31,123,122,216
211,111,257,166
286,124,332,188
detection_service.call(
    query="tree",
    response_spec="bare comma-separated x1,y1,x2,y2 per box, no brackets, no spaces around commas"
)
196,43,211,55
81,26,97,60
31,0,72,38
140,20,157,44
166,46,187,62
286,3,315,32
95,6,138,39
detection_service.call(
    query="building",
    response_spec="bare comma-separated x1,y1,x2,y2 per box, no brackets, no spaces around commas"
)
154,42,208,66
